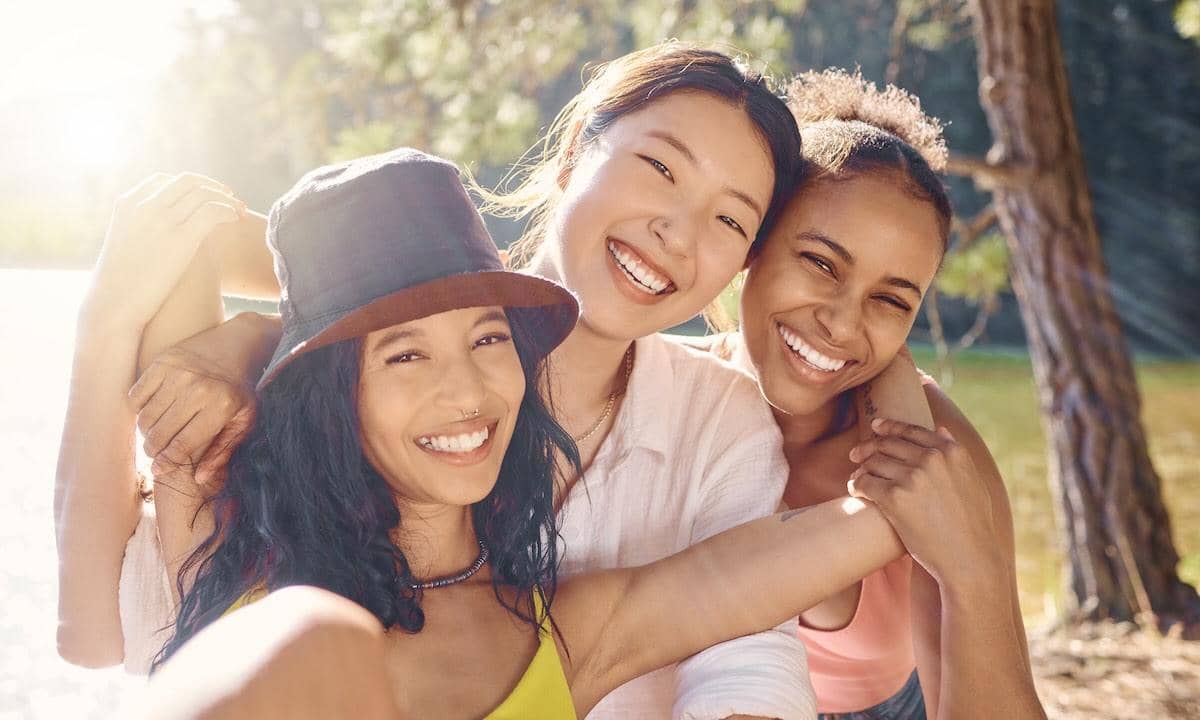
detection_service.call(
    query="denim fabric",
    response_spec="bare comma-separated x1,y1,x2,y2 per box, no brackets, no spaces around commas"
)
817,670,926,720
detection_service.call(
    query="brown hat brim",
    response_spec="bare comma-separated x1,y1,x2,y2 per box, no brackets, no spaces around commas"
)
257,270,578,391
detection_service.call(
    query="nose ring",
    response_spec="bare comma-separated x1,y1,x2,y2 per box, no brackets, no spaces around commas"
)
459,408,480,420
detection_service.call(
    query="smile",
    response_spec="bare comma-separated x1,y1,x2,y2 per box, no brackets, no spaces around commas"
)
777,323,853,374
418,426,489,453
607,240,675,296
414,421,498,465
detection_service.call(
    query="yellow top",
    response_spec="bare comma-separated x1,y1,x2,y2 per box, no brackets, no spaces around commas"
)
225,586,575,719
485,587,576,719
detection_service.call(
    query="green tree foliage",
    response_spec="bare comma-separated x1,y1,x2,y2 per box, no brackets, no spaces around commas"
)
10,0,1197,355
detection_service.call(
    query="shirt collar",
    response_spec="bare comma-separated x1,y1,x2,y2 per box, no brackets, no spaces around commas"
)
607,334,673,458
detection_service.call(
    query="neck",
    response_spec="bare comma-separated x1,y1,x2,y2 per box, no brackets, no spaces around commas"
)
529,250,633,432
392,501,482,584
773,399,840,451
726,331,842,450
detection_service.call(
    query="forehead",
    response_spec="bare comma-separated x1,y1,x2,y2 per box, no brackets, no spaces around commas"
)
774,175,943,284
364,306,509,351
602,91,775,200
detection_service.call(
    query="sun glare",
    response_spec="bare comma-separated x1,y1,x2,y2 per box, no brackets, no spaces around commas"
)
4,1,191,183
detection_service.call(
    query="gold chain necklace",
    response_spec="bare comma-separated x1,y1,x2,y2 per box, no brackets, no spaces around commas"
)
572,345,634,445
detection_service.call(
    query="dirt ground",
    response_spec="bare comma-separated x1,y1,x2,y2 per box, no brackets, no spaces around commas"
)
1030,622,1200,719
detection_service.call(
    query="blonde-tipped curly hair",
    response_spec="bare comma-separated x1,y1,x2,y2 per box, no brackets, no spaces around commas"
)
783,68,952,249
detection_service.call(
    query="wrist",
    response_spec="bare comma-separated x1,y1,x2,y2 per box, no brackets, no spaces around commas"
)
938,557,1012,613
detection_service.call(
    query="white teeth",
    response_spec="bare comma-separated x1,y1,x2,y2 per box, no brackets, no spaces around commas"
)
608,241,671,294
418,427,489,454
777,324,848,372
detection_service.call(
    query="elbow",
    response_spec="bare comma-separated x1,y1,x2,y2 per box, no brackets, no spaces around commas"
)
56,624,124,668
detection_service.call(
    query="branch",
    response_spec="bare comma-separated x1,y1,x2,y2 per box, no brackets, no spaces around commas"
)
944,152,1031,190
950,203,998,251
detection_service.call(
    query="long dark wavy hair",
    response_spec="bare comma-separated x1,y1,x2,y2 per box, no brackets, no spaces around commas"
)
152,312,580,670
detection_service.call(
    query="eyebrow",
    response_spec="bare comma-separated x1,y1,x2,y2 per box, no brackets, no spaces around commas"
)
646,130,765,222
369,309,511,353
795,230,924,299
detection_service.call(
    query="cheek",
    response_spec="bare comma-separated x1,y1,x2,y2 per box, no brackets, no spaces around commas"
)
356,377,412,468
487,349,527,411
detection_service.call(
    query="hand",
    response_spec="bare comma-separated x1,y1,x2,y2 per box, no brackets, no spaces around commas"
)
129,313,278,488
88,173,245,328
846,418,1005,585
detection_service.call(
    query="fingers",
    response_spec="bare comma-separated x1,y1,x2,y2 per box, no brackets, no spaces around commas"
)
869,417,946,448
143,172,233,210
847,471,899,506
159,410,228,470
129,363,166,411
195,405,256,488
849,435,929,464
852,452,915,485
119,173,173,206
143,401,201,460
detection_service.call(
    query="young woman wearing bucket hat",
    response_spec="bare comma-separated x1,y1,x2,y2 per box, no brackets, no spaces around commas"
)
64,147,914,720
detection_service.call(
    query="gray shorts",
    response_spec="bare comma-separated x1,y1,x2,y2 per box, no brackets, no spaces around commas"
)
818,670,927,720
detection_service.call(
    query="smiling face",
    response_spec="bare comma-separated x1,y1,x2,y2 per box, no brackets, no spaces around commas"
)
739,173,944,417
542,91,776,340
356,306,526,508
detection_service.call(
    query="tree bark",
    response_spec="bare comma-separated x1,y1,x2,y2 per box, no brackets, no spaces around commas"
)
965,0,1199,628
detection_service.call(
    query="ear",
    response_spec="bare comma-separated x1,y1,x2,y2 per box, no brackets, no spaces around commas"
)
556,119,586,190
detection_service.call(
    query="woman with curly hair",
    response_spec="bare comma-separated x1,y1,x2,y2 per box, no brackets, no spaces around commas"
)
696,69,1045,719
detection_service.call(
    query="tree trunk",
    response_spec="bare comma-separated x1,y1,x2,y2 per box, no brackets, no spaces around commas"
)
965,0,1199,628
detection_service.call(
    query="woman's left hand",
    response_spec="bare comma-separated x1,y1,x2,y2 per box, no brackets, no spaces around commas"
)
86,172,245,329
847,418,1006,585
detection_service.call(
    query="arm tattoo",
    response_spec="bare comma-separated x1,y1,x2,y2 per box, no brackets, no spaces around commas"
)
861,380,878,420
779,507,812,523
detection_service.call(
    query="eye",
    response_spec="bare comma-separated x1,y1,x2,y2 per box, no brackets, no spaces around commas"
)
385,351,423,365
800,252,836,278
474,332,512,348
873,295,913,312
641,155,674,182
718,215,747,238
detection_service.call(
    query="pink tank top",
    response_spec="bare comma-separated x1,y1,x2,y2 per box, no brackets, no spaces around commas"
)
799,554,916,714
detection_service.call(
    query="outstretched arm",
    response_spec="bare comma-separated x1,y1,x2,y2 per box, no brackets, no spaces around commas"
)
559,498,905,714
54,174,242,667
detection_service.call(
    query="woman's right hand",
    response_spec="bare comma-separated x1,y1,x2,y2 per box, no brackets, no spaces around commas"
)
130,312,280,488
87,173,245,329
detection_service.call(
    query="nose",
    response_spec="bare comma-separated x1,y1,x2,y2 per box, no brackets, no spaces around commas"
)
649,209,695,258
813,297,863,346
434,352,488,417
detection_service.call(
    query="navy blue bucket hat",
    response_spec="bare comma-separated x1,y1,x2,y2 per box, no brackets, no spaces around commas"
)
256,148,578,390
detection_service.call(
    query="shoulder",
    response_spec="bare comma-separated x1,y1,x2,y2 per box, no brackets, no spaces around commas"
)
655,333,760,400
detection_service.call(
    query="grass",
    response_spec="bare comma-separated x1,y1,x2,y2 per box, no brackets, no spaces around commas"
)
908,346,1200,624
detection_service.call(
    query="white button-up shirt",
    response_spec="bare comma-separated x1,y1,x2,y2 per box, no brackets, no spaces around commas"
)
118,333,814,718
559,334,813,720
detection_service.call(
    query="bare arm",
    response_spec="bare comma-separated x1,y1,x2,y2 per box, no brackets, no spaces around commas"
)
54,175,241,667
917,386,1043,719
559,498,905,714
212,210,278,300
849,363,1046,719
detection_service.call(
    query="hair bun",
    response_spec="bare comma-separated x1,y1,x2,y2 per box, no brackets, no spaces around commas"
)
785,68,947,173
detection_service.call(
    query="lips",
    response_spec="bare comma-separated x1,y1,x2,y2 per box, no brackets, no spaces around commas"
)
607,239,676,296
776,322,856,377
